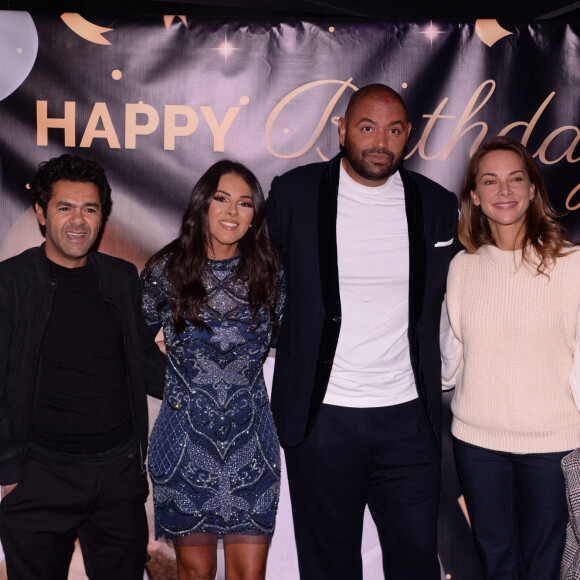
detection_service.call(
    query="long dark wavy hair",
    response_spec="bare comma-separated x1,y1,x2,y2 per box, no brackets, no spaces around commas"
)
144,160,279,332
458,136,570,274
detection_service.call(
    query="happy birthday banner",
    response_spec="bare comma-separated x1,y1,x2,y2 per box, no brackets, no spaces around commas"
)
0,14,578,263
0,11,578,578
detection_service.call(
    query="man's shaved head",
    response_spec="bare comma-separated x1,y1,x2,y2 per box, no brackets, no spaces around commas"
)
344,84,409,124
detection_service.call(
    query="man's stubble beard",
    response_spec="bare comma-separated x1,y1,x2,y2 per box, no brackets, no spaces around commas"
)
344,142,404,183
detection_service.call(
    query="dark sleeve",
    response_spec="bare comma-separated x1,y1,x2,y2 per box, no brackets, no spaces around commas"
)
126,263,165,400
446,189,462,257
266,176,285,256
0,276,23,485
451,218,462,257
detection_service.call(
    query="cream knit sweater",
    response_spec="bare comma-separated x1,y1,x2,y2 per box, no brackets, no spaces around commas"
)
442,244,580,453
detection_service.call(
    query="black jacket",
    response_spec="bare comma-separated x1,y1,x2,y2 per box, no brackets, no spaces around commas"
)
0,245,166,484
267,153,459,449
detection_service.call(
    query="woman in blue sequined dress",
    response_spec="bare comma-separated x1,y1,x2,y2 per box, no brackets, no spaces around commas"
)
141,160,284,580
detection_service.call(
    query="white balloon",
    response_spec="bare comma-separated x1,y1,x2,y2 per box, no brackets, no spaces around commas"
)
0,11,38,101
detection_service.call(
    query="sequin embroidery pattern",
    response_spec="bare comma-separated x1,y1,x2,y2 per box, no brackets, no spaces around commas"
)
141,254,284,539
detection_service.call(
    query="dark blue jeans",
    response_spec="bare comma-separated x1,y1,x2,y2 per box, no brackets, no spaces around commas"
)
453,437,569,580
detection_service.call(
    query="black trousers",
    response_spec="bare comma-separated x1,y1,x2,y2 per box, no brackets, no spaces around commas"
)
0,452,149,580
285,399,441,580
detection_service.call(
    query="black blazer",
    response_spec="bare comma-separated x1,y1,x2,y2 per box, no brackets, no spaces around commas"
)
267,153,458,449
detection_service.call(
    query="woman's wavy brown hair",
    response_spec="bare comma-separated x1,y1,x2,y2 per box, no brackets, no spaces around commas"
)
144,160,279,332
458,136,569,274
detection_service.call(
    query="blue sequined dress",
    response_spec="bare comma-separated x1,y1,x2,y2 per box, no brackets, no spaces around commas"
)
141,253,284,540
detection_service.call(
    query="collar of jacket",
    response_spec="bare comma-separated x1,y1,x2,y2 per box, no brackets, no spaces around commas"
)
315,153,426,325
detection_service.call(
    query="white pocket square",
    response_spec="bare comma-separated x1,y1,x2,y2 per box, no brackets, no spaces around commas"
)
434,238,454,247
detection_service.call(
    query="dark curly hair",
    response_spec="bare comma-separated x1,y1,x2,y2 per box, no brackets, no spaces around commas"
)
30,154,112,221
144,160,279,333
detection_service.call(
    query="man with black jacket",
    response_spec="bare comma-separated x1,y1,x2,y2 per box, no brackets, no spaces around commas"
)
267,84,458,579
0,154,165,579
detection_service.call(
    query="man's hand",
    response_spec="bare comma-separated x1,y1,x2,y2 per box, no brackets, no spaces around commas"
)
1,483,18,499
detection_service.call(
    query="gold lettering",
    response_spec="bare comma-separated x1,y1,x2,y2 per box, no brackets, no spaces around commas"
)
125,101,160,149
36,101,76,147
438,80,495,159
265,78,358,159
200,106,239,152
566,183,580,211
164,105,199,151
535,127,580,165
79,103,120,148
498,92,555,146
406,99,456,160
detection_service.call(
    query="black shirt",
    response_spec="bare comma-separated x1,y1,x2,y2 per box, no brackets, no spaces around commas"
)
28,260,133,455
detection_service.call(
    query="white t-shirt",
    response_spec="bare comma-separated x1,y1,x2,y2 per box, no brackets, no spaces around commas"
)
323,161,418,408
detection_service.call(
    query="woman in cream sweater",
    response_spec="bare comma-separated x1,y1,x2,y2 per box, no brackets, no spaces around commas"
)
441,136,580,579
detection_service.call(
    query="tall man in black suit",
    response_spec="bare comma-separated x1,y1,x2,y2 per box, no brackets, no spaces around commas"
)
267,84,458,579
